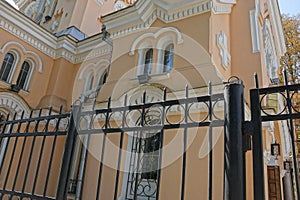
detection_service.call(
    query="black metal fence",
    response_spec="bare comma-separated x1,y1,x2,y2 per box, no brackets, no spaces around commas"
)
0,106,70,199
0,83,229,199
4,75,298,200
74,85,225,200
249,73,300,200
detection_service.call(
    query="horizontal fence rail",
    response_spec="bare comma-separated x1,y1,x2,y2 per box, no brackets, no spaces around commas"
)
0,106,70,200
75,87,225,200
0,85,228,200
251,81,300,200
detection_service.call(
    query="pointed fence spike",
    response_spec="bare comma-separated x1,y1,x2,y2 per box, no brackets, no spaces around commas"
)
124,94,128,106
49,106,53,115
254,73,259,89
185,84,189,98
208,81,212,96
283,69,289,86
59,105,63,114
20,111,25,119
163,87,167,101
143,91,147,104
38,108,43,117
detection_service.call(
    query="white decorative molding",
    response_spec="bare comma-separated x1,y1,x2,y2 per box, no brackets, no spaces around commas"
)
218,0,236,3
249,1,261,53
0,41,43,73
263,19,279,79
103,0,212,39
212,1,235,14
264,150,279,166
129,27,183,56
0,92,30,117
78,59,110,80
95,0,104,5
216,31,231,68
0,1,111,64
114,0,126,11
267,0,286,56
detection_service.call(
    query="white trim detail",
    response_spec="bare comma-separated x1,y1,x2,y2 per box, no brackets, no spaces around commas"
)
103,0,212,39
21,59,36,91
216,31,231,68
78,59,110,80
0,1,112,64
129,27,183,56
212,1,235,14
249,9,261,53
0,92,30,117
0,41,43,73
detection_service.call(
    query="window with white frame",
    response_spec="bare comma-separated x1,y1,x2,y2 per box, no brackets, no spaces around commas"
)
0,52,16,82
98,70,108,86
143,48,153,75
16,60,32,90
125,111,162,200
162,43,174,73
84,71,94,92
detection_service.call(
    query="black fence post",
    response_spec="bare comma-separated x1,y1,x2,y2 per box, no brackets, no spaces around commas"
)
224,79,245,200
56,106,79,199
250,88,265,200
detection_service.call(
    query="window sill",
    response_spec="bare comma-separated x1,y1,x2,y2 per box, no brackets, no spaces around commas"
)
131,71,171,83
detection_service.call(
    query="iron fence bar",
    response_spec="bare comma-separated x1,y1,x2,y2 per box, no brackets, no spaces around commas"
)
208,81,213,200
113,95,127,200
43,106,61,197
284,70,300,200
11,112,26,194
32,109,52,195
257,83,300,94
21,110,35,193
77,134,90,200
133,92,147,200
155,88,167,200
0,189,55,200
96,97,111,200
77,121,224,135
180,85,189,200
82,94,223,117
0,113,10,178
261,113,300,121
56,106,78,200
3,112,19,190
0,131,68,138
0,113,70,126
250,87,265,200
9,111,25,199
224,81,245,200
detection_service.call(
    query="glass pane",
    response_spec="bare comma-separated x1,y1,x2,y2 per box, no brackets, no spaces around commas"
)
0,53,14,82
17,61,30,89
144,49,153,75
163,44,174,72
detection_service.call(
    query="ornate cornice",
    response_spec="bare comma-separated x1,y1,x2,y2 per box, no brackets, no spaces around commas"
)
103,0,213,39
0,1,111,64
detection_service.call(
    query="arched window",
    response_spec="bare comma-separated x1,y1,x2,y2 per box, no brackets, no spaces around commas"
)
144,48,153,75
0,53,15,82
98,71,108,86
163,43,174,72
84,71,94,92
16,61,31,90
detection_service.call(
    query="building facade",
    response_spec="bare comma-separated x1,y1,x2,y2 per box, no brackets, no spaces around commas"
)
0,0,290,199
